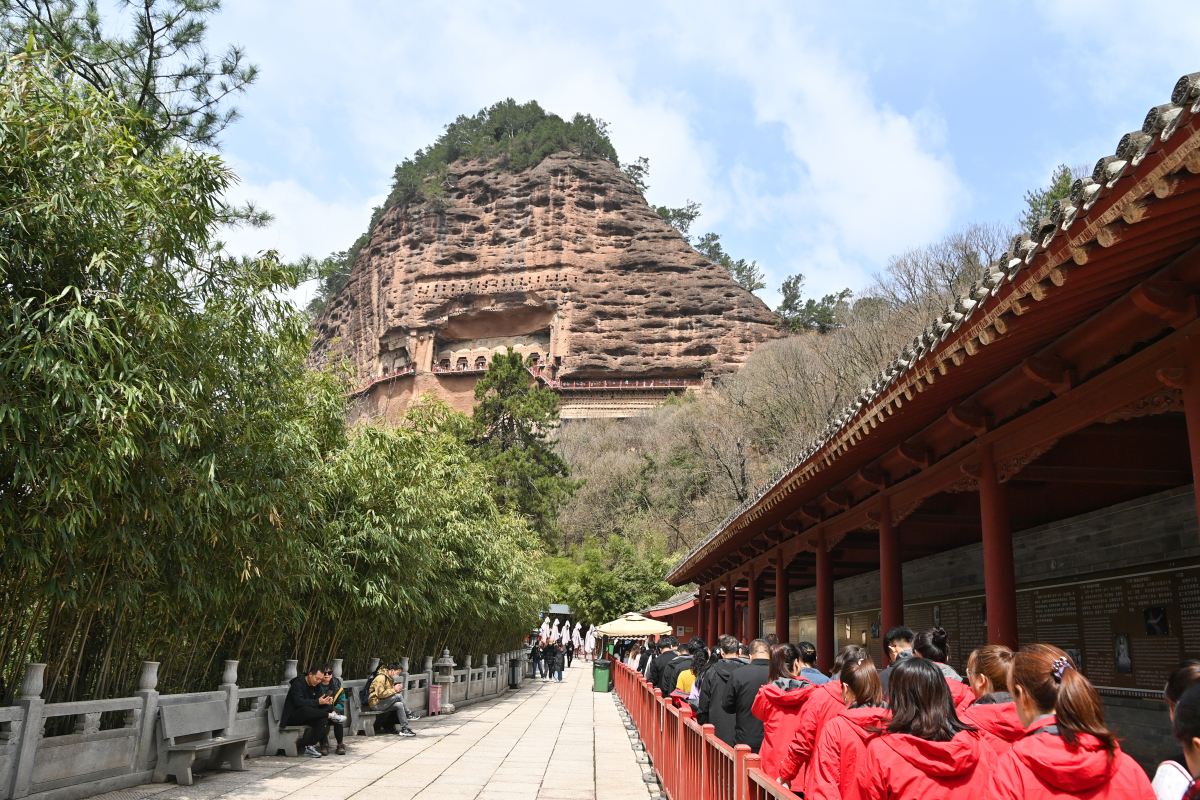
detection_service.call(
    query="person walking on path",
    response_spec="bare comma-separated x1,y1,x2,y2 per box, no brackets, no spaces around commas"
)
368,663,416,737
553,642,566,681
987,644,1154,799
281,665,337,758
530,640,545,680
697,635,746,745
566,639,575,669
722,638,772,753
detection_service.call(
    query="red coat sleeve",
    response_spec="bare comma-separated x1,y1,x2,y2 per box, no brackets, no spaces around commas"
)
777,696,821,785
948,677,975,713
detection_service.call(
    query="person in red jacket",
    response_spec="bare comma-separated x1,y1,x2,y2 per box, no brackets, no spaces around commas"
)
959,644,1023,756
806,656,888,800
778,645,871,788
751,643,817,780
987,644,1155,799
858,658,993,800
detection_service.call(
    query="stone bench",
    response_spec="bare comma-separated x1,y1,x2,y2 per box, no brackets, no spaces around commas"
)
265,690,310,756
348,688,383,737
154,699,252,785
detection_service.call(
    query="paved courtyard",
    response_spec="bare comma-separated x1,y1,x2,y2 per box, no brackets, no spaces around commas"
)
91,661,649,800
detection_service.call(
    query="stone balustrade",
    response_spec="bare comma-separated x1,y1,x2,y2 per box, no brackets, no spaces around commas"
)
0,649,532,800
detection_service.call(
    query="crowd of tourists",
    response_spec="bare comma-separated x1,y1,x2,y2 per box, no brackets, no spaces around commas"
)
624,624,1200,799
527,618,594,682
280,661,419,758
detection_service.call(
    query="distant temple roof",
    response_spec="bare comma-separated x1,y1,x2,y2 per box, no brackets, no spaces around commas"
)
640,590,697,618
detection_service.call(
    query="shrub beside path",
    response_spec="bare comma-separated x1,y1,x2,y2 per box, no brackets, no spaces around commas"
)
87,661,651,800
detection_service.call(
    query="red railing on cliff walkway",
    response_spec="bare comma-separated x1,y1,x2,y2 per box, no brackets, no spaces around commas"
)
612,660,799,800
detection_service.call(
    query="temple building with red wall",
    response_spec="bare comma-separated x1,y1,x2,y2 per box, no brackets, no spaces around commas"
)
666,71,1200,770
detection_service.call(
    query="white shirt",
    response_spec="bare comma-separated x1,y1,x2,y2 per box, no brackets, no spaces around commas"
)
1152,760,1191,800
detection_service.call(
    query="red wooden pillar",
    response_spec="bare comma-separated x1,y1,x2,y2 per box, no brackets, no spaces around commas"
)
775,553,789,642
816,529,834,673
978,441,1018,649
878,494,903,665
724,576,735,637
696,589,705,644
718,586,727,636
708,585,718,644
747,565,759,642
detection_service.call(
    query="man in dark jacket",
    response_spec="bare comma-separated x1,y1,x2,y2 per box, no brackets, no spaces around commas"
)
721,638,771,752
638,642,657,675
659,643,695,697
530,640,545,680
647,636,680,693
877,625,915,698
543,642,560,683
697,635,746,746
280,665,334,757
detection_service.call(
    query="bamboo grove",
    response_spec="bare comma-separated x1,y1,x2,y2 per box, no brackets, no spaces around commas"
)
0,55,548,704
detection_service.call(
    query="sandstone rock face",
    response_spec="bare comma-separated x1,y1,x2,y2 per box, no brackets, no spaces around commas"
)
311,152,780,417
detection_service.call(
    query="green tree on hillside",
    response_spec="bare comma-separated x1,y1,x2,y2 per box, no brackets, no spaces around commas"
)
696,232,766,293
547,536,676,624
777,274,853,333
469,349,579,542
656,201,702,243
0,0,258,150
1019,164,1073,232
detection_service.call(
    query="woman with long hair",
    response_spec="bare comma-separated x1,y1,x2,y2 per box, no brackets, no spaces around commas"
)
751,643,819,780
806,655,889,800
959,645,1023,755
859,658,992,799
684,643,713,714
779,645,870,788
1154,661,1200,800
913,627,975,711
987,644,1153,799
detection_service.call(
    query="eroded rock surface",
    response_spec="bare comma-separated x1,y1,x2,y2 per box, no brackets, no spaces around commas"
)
311,152,780,395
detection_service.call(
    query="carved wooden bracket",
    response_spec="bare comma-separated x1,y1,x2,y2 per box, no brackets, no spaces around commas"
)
996,440,1059,483
897,441,933,468
1132,278,1195,327
948,405,993,436
1157,366,1191,390
800,504,825,522
825,489,852,510
1021,354,1077,396
858,467,890,488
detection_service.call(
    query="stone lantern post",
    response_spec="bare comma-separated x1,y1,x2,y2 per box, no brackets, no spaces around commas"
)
433,649,457,714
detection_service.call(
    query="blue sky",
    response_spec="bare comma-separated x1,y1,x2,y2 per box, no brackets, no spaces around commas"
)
206,0,1200,309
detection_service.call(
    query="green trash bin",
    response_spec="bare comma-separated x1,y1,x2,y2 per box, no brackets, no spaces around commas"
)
593,659,612,692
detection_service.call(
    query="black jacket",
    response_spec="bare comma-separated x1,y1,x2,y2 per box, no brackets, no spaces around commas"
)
877,648,914,698
280,675,322,729
660,653,693,696
530,644,543,661
647,650,679,694
697,656,747,745
721,658,770,752
638,648,655,675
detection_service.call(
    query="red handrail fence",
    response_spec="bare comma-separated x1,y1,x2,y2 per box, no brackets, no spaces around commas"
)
612,660,800,800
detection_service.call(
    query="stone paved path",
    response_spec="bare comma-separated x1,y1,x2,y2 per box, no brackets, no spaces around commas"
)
91,661,650,800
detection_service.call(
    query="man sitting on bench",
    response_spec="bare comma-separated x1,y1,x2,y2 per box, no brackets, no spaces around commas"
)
281,664,345,757
369,662,416,737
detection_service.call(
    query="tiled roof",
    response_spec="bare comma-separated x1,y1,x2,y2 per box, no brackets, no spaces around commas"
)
669,70,1200,584
640,590,697,614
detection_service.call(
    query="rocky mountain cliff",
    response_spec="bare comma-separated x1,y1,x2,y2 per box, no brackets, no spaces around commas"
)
311,151,780,393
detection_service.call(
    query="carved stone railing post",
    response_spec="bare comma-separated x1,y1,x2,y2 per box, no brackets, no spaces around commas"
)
281,660,297,686
463,655,473,698
11,663,47,798
133,661,160,773
423,656,434,708
368,657,380,675
331,659,343,680
399,657,409,705
219,660,239,733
